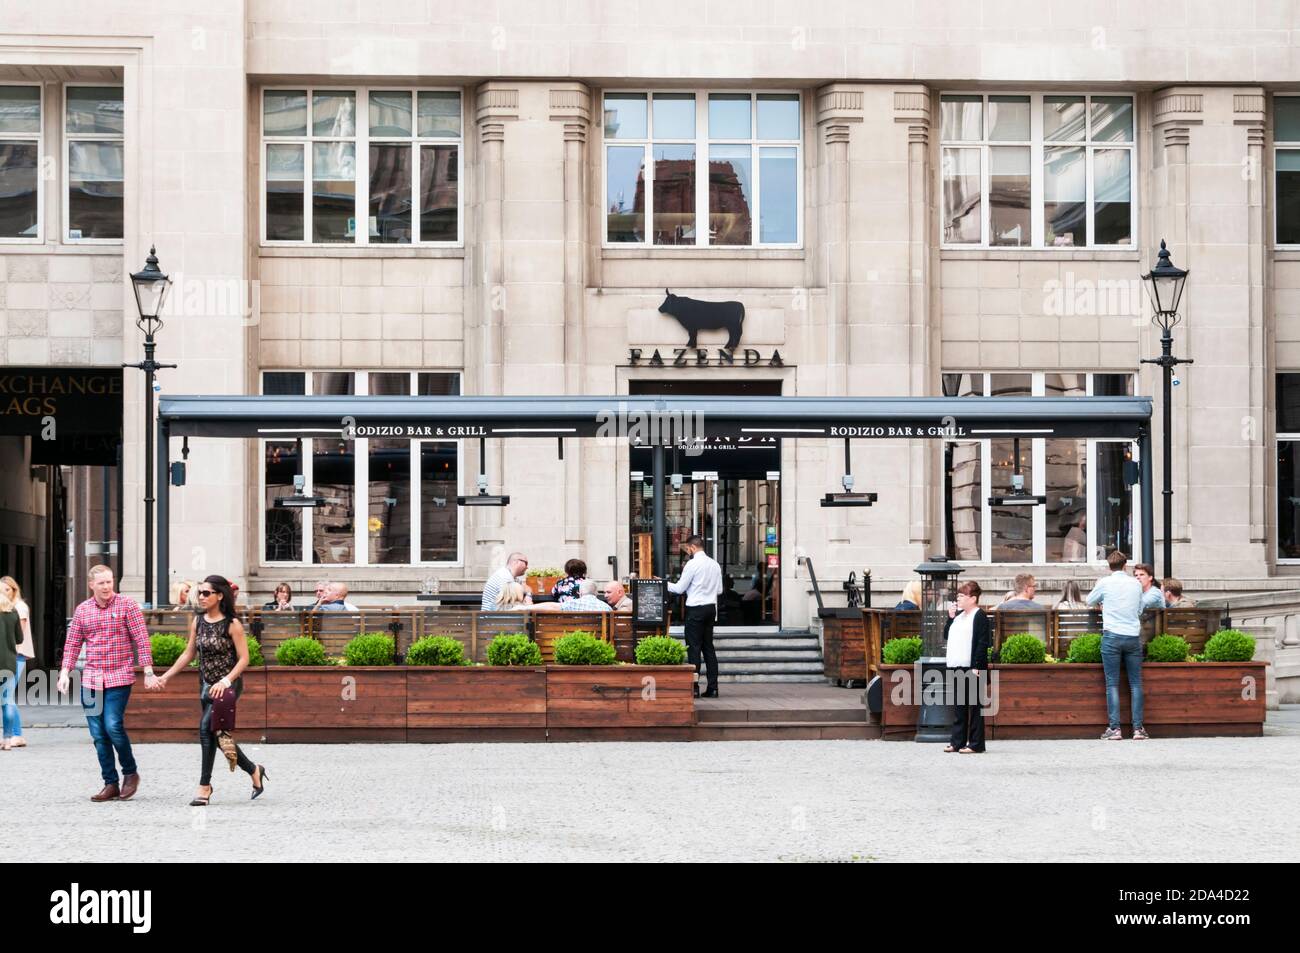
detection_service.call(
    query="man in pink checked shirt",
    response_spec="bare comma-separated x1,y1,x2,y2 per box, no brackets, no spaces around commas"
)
57,565,160,802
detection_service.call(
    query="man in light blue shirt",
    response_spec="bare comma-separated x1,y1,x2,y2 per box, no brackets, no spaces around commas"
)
1086,550,1148,740
1134,563,1167,611
564,579,612,613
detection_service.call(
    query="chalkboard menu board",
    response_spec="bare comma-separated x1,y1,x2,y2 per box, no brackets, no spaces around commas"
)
631,578,667,629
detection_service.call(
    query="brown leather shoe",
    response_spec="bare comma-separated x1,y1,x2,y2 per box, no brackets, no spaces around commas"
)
119,773,140,800
91,784,120,802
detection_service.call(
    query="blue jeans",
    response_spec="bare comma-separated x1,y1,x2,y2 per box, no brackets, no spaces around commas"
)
1101,631,1144,730
81,685,137,786
1,655,24,738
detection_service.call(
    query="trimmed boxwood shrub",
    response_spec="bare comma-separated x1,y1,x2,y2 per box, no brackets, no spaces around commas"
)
635,635,687,665
244,635,265,667
999,633,1046,664
1066,632,1103,663
882,636,922,665
1146,633,1189,662
405,635,467,666
275,636,328,667
343,632,396,666
486,633,543,667
1203,629,1256,662
150,633,187,668
553,631,617,665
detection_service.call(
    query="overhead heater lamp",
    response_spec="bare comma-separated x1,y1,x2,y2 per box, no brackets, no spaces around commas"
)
275,472,325,508
988,437,1047,506
458,436,510,506
821,438,877,507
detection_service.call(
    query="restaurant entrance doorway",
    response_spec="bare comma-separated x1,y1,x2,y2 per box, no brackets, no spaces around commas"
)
627,379,782,627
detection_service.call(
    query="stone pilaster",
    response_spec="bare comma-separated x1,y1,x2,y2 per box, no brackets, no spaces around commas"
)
1234,92,1268,546
816,84,864,398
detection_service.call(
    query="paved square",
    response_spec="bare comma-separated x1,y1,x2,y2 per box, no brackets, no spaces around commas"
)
4,725,1298,862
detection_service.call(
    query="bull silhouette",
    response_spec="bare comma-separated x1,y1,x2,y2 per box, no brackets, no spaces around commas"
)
658,289,745,350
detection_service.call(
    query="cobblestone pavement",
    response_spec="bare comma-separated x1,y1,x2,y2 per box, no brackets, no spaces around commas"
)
4,727,1298,862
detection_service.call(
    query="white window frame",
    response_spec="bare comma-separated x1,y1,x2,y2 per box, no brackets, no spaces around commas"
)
0,81,43,245
1273,94,1300,249
938,91,1137,251
601,89,804,249
257,370,465,568
63,82,124,245
943,371,1143,567
259,86,464,248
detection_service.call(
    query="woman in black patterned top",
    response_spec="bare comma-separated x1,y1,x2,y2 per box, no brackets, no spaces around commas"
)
151,575,268,805
551,559,588,603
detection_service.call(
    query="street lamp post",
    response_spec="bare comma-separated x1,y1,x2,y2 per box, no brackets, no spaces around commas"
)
126,246,174,608
1140,239,1191,581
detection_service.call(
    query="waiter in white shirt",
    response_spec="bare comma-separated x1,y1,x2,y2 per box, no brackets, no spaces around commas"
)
666,535,724,698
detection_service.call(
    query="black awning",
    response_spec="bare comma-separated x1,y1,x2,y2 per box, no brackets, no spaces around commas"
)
159,394,1151,440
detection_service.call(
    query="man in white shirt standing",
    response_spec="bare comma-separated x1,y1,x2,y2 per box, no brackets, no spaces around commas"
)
482,552,530,610
666,535,724,698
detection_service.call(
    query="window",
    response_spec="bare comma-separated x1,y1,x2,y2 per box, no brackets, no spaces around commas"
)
941,93,1134,248
261,87,462,245
604,91,801,247
259,371,462,566
942,371,1140,564
0,84,41,242
66,85,123,241
1275,97,1300,246
1276,374,1300,559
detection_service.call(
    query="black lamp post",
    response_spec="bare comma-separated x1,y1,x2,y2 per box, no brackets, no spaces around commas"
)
914,555,963,743
1139,239,1191,580
126,246,174,608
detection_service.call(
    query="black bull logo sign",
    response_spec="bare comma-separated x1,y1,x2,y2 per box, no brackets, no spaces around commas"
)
658,289,745,349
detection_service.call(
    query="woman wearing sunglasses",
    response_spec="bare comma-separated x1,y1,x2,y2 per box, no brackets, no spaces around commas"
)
151,575,268,805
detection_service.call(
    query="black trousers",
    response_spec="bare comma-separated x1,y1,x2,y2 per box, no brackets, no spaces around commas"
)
683,603,719,690
199,678,256,786
948,667,987,751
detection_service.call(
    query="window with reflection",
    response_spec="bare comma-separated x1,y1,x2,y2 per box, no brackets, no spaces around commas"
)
604,90,801,246
0,85,40,240
66,86,123,240
1276,97,1300,246
940,93,1134,248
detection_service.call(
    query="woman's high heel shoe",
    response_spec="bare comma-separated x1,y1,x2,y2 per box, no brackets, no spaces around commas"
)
251,765,269,800
189,787,212,806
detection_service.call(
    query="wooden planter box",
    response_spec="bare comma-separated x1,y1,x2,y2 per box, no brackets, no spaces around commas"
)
126,667,267,741
820,611,867,685
407,666,546,741
879,662,1267,739
546,664,696,737
264,666,407,741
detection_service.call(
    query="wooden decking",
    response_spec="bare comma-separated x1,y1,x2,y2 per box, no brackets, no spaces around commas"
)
693,683,878,741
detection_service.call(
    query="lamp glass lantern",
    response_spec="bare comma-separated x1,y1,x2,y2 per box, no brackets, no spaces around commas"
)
1140,239,1188,333
130,245,172,336
915,555,964,659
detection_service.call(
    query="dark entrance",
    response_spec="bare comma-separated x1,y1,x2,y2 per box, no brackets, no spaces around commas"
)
628,379,782,625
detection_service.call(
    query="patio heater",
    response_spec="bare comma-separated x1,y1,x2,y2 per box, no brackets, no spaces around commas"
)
914,555,963,743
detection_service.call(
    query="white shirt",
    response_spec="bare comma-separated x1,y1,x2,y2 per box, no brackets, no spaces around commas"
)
481,566,520,610
667,550,723,607
945,609,976,668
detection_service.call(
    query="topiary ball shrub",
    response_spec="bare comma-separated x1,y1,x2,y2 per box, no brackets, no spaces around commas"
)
343,632,396,666
150,633,187,668
882,636,922,665
553,631,617,665
245,635,265,667
1203,629,1256,662
486,633,542,667
635,635,687,665
405,635,466,666
275,636,328,667
999,633,1046,664
1146,633,1189,662
1066,633,1103,663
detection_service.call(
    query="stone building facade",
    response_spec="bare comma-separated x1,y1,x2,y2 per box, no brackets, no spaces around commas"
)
2,1,1299,645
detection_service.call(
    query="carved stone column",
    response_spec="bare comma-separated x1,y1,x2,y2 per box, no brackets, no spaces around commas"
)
895,86,932,547
816,85,863,398
1234,92,1268,547
550,83,591,543
1151,88,1202,553
474,83,518,537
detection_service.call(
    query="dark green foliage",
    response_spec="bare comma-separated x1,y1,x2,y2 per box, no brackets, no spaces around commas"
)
1066,632,1103,663
404,635,467,666
553,631,617,665
1146,634,1189,662
150,633,186,668
999,633,1046,664
1203,629,1256,662
635,635,687,665
486,633,542,666
882,636,922,665
275,636,329,667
